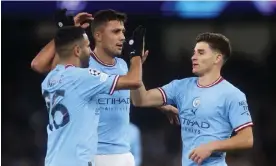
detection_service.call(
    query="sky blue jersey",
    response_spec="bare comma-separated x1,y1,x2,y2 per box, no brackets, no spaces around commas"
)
89,52,131,154
158,77,253,166
41,64,119,166
129,123,142,166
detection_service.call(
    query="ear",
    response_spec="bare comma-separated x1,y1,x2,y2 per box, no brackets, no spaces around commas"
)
74,45,81,58
94,31,102,42
215,53,223,64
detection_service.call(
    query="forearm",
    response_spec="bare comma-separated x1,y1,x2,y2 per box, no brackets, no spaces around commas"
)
128,57,142,83
115,57,142,90
131,83,165,107
211,129,253,152
31,39,58,73
130,83,148,106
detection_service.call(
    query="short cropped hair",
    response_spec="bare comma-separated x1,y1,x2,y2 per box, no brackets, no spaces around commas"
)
54,26,86,58
196,32,231,63
91,9,127,34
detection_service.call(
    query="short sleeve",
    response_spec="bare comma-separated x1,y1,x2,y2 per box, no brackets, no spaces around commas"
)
75,68,119,101
227,91,253,133
158,80,179,105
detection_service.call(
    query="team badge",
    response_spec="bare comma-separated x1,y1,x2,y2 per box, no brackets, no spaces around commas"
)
192,97,200,108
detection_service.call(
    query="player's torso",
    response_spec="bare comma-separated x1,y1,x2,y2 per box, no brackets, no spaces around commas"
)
89,55,131,154
42,65,99,165
176,78,231,166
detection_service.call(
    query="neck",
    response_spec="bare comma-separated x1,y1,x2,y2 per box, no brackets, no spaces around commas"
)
93,46,115,65
198,69,221,87
59,56,80,67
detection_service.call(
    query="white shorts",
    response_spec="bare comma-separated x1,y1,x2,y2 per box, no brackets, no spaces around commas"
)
95,152,135,166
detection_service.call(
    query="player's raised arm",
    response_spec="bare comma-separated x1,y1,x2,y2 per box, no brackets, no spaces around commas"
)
77,25,146,100
112,25,148,92
31,10,93,73
114,56,142,91
131,78,181,108
31,39,58,73
75,56,143,99
130,84,163,107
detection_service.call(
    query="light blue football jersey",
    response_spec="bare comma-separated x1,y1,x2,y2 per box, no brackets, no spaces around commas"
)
41,64,119,166
89,52,131,155
129,123,142,166
159,77,253,166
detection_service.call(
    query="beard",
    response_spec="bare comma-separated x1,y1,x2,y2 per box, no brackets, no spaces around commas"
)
104,47,122,58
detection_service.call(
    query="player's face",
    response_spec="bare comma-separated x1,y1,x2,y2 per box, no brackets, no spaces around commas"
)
191,42,220,76
79,38,92,68
101,20,125,57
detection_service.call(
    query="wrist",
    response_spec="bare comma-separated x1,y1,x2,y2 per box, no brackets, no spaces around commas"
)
130,56,142,62
209,141,222,152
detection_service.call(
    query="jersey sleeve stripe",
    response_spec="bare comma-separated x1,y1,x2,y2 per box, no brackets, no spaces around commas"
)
109,75,120,95
157,87,167,105
234,122,253,132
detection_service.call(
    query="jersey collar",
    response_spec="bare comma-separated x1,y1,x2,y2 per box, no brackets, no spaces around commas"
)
197,76,224,88
65,64,75,69
90,51,116,67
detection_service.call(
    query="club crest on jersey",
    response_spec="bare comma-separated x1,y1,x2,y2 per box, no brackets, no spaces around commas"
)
89,68,101,76
192,97,200,108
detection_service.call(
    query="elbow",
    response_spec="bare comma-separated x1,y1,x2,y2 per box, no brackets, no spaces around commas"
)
132,100,147,107
31,59,39,71
132,100,142,107
31,58,47,74
247,136,254,148
130,80,142,90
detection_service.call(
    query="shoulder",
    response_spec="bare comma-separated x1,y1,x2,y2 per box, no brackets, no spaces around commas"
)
116,57,127,65
218,80,246,103
50,67,92,83
41,67,76,89
169,77,197,87
88,55,101,68
88,55,95,64
70,67,110,81
116,57,128,71
221,79,245,97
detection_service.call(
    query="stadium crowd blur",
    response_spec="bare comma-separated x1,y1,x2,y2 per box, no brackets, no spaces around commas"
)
2,1,276,166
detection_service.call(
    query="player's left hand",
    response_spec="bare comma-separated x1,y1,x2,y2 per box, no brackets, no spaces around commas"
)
158,105,180,125
189,143,214,165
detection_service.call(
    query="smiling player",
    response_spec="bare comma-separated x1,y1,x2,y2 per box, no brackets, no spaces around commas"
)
131,32,254,166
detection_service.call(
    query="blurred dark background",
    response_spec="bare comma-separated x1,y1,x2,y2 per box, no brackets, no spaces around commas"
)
2,1,276,166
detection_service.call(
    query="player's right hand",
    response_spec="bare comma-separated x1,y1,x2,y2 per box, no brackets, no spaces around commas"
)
126,25,146,60
74,12,93,29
